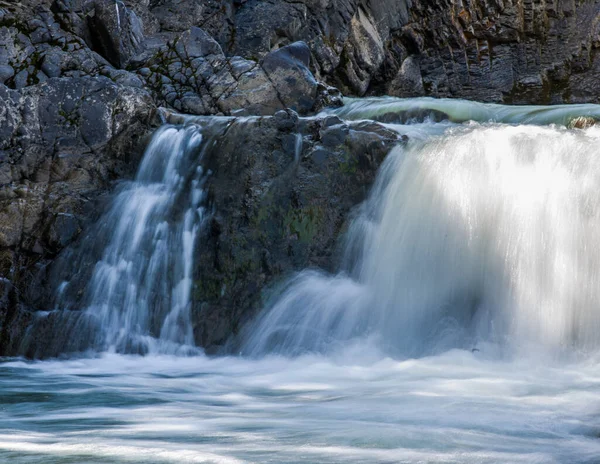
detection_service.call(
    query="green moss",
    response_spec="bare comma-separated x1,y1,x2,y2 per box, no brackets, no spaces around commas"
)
193,276,223,301
338,147,358,175
283,206,323,243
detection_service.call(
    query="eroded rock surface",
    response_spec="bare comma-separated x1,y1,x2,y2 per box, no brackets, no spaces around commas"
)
229,0,600,104
0,0,341,355
0,77,156,351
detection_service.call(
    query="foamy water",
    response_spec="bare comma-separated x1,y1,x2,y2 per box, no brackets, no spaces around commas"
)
245,123,600,359
1,349,600,463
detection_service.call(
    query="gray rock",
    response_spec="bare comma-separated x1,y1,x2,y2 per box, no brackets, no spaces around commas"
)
0,75,156,352
388,56,424,97
261,42,319,114
140,27,328,116
0,66,14,84
87,0,145,68
273,109,299,132
182,114,401,349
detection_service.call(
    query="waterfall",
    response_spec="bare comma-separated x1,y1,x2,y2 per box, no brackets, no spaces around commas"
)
244,122,600,358
32,124,213,356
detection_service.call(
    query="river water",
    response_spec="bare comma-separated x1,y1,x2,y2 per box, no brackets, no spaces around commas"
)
3,98,600,463
1,350,600,463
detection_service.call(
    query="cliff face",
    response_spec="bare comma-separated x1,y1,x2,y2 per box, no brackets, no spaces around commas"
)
5,1,599,109
231,0,600,104
2,0,600,356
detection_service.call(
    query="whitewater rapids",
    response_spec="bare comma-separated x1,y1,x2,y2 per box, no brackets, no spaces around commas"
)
1,350,600,463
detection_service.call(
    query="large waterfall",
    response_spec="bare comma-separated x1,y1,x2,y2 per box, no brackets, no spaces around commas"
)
244,123,600,359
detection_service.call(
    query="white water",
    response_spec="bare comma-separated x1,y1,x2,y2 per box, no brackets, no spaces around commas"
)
53,125,209,355
1,349,600,463
245,123,600,359
5,98,600,462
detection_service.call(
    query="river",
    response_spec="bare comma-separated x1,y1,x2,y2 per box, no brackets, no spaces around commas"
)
3,98,600,463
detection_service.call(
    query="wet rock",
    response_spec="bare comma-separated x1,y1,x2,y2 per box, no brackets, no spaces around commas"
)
372,109,449,124
185,114,401,348
87,0,145,68
314,84,344,112
0,76,156,340
273,109,299,132
568,116,597,129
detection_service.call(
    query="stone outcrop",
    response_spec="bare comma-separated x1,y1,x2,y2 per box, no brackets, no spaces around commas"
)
228,0,600,104
141,29,327,115
0,110,401,356
187,113,400,348
3,0,600,356
5,0,600,107
0,0,342,357
0,76,156,345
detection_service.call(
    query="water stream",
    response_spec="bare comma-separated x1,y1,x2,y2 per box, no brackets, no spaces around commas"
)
3,98,600,463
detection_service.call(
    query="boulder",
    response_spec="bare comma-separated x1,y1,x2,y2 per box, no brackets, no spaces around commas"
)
142,29,324,115
261,42,318,114
0,75,156,355
568,116,597,129
87,0,145,68
185,114,402,348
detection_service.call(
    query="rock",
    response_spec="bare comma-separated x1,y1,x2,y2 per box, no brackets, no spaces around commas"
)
228,0,600,104
0,76,156,343
1,108,401,356
337,6,385,95
372,109,449,124
5,0,600,358
7,0,600,105
87,0,145,68
273,109,299,132
388,56,424,96
314,83,344,112
148,0,235,47
568,116,597,129
261,42,319,114
141,28,328,116
0,66,14,84
232,0,307,60
184,114,401,348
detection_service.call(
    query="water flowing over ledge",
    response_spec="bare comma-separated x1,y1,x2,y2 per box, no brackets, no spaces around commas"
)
14,97,600,360
4,98,600,463
18,122,225,357
331,97,600,126
243,121,600,359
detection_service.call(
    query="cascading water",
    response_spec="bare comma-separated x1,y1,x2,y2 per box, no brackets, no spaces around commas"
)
5,99,600,464
244,121,600,359
40,123,212,355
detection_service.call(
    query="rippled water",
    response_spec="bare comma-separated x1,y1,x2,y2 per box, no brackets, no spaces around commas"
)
2,349,600,464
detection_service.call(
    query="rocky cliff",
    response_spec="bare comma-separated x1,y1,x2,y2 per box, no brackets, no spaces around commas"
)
231,0,600,104
2,0,600,356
